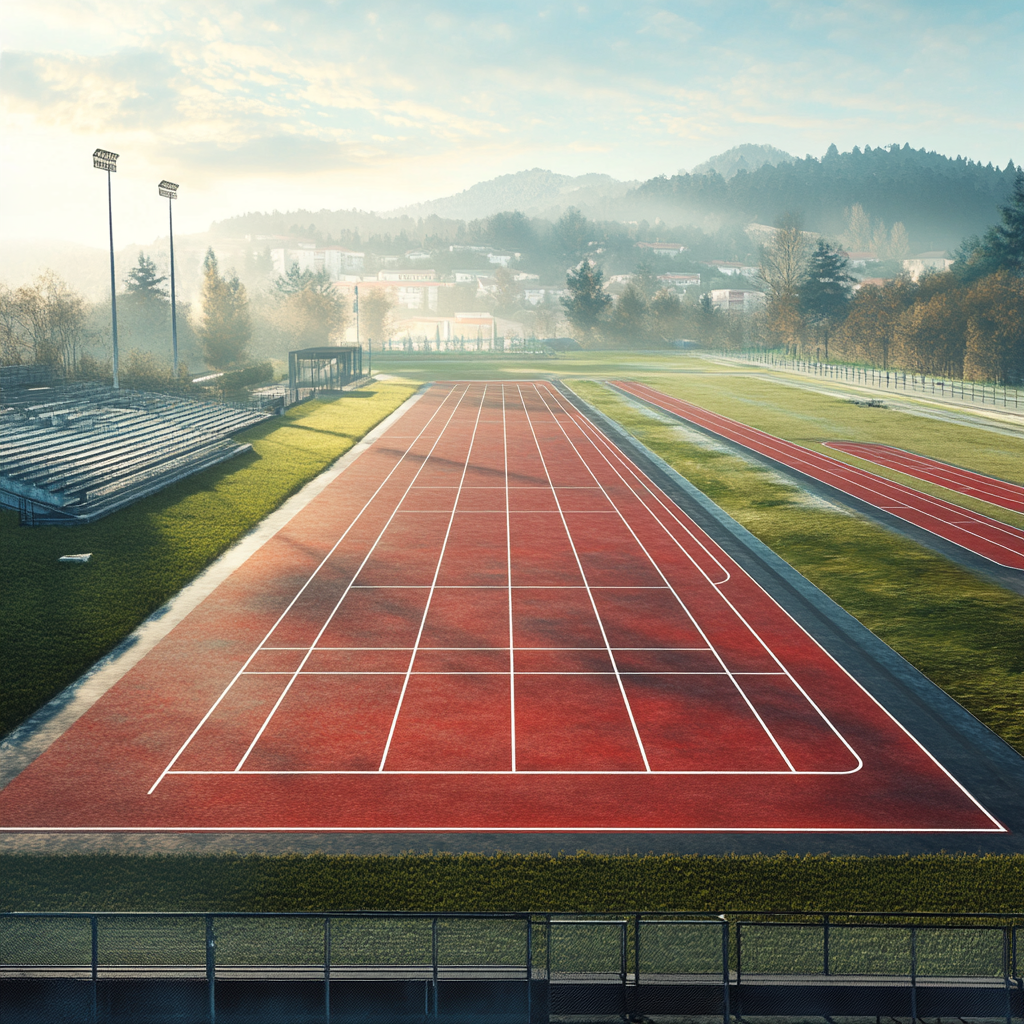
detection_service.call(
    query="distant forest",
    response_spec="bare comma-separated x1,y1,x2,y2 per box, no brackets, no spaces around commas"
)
213,144,1018,255
635,144,1017,251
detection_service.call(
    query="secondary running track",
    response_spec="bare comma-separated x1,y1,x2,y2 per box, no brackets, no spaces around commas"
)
0,382,1003,832
611,381,1024,573
822,442,1024,515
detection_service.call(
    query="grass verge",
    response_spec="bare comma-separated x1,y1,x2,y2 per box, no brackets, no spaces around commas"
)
0,382,418,738
571,381,1024,755
1,852,1021,913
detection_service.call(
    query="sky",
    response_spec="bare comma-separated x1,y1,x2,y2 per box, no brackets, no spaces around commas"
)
1,0,1021,248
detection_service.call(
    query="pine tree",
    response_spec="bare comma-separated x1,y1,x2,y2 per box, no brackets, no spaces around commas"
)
985,170,1024,276
799,241,855,360
125,253,168,301
198,248,251,369
560,260,611,344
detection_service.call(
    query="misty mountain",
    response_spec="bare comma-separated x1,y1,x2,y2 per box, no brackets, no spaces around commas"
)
686,144,796,179
629,144,1018,251
383,168,638,222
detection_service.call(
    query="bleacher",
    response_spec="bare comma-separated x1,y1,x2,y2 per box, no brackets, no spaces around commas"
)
0,374,277,525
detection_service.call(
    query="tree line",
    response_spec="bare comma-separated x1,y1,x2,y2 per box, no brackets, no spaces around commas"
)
746,174,1023,384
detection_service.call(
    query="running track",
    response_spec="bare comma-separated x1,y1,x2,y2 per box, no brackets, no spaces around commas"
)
611,381,1024,573
0,382,1002,832
822,442,1024,515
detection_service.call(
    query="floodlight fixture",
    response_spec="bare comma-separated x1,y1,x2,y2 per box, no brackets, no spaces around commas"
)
94,148,120,387
93,148,119,172
160,180,181,376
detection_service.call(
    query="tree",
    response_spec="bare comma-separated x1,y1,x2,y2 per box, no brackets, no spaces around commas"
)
486,211,536,253
198,248,251,369
799,241,854,359
1,273,88,371
963,271,1024,383
359,289,396,346
555,207,591,261
649,288,684,340
758,215,811,351
125,252,168,300
275,263,333,294
492,266,522,315
606,283,650,346
560,260,611,344
984,169,1024,276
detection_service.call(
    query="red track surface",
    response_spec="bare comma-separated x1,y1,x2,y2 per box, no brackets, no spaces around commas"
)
613,381,1024,573
823,442,1024,515
0,382,1002,832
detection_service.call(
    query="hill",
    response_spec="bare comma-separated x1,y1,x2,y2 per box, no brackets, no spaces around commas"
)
687,144,796,179
383,168,637,221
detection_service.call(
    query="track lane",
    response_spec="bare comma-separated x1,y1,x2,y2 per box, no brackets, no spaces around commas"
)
822,442,1024,514
611,380,1024,571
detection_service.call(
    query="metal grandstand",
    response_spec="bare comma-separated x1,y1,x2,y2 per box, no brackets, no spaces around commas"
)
0,367,280,526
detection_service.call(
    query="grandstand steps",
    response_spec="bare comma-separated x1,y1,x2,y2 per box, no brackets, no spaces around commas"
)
1,378,276,526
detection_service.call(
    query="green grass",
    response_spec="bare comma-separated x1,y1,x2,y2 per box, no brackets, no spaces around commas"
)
571,381,1024,755
1,852,1021,914
0,383,418,738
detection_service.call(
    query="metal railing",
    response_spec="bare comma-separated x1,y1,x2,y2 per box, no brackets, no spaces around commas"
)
739,351,1023,408
2,910,1021,1023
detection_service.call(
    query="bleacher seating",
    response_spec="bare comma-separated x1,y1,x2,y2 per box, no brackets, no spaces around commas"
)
0,379,277,525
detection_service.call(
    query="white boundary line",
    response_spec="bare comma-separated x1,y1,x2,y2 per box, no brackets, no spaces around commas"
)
573,380,1006,832
504,385,517,772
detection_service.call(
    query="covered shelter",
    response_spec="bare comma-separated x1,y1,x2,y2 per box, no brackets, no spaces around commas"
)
287,346,363,397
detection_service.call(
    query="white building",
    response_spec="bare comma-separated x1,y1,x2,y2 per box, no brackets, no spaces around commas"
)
377,269,438,282
522,285,569,306
637,242,688,257
658,273,701,289
705,261,758,278
903,252,953,282
709,289,766,313
271,245,365,279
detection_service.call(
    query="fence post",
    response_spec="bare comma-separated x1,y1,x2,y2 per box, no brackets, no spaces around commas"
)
1004,926,1012,1024
526,917,532,1024
206,914,216,1024
910,926,917,1021
722,919,731,1024
90,915,98,1024
431,916,439,1018
823,914,830,976
324,917,331,1024
546,916,552,1022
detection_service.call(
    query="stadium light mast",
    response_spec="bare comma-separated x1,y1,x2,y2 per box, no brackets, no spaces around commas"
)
159,180,180,377
94,148,120,388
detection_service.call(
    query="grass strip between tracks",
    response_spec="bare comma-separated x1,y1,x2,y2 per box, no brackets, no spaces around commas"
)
0,383,418,739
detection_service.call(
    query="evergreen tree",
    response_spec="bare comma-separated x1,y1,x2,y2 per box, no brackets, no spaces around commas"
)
125,253,168,301
561,260,611,344
984,170,1024,276
799,241,855,321
275,263,333,294
198,248,251,369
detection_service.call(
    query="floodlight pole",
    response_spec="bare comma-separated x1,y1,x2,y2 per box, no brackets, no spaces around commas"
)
94,149,120,388
159,181,180,377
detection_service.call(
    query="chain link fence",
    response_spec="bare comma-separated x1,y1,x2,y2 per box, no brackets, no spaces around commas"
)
2,910,1021,1023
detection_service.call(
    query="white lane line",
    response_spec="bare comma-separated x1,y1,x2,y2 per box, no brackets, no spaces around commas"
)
504,385,517,772
378,384,489,771
517,383,651,772
232,384,482,773
146,385,468,795
531,383,797,773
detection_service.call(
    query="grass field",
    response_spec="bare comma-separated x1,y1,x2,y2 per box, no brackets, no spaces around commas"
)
2,852,1022,914
0,383,418,738
571,379,1024,756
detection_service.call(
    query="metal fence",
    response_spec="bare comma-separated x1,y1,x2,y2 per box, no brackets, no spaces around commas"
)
739,351,1023,408
2,910,1021,1023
